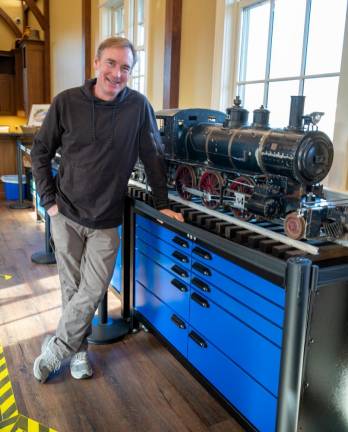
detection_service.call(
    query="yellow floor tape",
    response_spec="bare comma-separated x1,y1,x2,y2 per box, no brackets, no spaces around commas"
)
0,275,13,281
0,346,57,432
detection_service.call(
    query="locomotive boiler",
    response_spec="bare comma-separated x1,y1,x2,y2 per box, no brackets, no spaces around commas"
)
135,96,347,241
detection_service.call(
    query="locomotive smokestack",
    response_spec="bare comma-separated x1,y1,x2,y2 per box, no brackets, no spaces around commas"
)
288,95,305,131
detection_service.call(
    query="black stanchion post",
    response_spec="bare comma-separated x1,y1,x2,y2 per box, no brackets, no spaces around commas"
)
31,211,56,264
10,138,31,209
88,216,130,344
88,291,129,344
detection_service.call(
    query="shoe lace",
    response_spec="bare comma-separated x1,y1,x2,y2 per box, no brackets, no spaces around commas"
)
72,351,88,364
46,349,61,372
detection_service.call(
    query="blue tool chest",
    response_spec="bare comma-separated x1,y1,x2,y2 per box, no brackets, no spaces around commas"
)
134,213,286,432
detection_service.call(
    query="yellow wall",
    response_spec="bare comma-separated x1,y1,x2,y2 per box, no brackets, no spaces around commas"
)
50,0,83,97
0,0,22,51
179,0,216,108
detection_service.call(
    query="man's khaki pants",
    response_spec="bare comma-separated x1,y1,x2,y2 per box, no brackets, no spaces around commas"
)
50,212,120,359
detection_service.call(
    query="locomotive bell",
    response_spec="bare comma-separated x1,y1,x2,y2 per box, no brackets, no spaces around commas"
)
251,105,270,129
223,96,249,129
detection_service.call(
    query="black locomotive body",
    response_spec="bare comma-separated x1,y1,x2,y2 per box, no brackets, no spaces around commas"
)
134,97,347,241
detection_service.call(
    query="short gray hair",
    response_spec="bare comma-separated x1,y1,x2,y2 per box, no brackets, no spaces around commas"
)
96,36,137,68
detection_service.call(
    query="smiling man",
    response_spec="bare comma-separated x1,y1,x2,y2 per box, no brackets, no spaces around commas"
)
31,37,183,384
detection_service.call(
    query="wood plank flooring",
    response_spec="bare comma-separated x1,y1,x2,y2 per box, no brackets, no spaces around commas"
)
0,201,245,432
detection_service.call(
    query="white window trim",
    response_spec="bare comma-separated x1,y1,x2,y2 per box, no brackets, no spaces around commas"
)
212,0,348,190
98,0,149,94
211,0,240,110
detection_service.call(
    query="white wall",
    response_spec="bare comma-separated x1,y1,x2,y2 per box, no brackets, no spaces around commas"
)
327,4,348,190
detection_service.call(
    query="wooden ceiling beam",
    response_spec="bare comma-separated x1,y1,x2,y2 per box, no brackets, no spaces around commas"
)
23,0,48,31
0,7,22,38
82,0,91,81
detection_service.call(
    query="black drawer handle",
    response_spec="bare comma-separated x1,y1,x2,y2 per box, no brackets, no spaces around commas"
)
172,236,189,248
191,277,210,293
172,251,189,263
171,278,188,292
189,331,207,348
171,314,186,330
192,262,211,277
171,265,188,278
191,292,209,308
192,247,212,260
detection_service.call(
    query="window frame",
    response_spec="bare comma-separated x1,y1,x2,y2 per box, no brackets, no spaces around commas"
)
236,0,343,110
212,0,348,190
99,0,149,94
213,0,345,117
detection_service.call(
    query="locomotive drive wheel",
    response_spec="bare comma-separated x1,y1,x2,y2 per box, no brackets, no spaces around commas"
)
226,176,255,221
199,171,224,210
284,212,306,240
175,165,196,200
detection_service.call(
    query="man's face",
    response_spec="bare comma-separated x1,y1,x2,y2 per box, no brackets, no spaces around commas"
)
94,46,133,101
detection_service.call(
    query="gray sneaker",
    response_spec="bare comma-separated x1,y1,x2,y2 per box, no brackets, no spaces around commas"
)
70,351,93,380
33,337,61,383
41,334,54,353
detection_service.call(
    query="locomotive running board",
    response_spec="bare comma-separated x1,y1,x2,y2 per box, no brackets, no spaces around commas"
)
129,180,319,255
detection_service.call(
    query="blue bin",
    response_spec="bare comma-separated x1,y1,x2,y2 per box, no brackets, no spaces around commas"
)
1,175,26,201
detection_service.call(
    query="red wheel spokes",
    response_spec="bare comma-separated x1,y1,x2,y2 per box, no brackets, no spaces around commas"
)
227,176,255,220
175,166,196,200
199,171,223,210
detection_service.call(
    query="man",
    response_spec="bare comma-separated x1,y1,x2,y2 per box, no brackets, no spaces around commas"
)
31,36,184,383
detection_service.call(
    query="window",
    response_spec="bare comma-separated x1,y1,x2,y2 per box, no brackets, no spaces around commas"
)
131,0,146,93
100,0,147,94
232,0,347,137
113,3,125,37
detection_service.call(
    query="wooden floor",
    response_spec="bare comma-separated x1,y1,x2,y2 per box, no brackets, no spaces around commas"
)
0,201,245,432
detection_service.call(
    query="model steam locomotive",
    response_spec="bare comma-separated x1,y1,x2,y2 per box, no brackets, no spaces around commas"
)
133,96,348,241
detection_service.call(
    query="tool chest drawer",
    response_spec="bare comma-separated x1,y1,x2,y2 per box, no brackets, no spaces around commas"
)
133,212,284,431
136,215,192,253
136,226,191,270
187,327,277,432
135,281,188,357
135,250,190,321
189,288,281,396
190,268,284,328
191,245,285,307
136,236,191,279
189,282,283,346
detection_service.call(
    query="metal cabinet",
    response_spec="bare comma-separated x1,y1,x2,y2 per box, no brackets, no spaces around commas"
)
130,200,348,432
133,213,284,432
